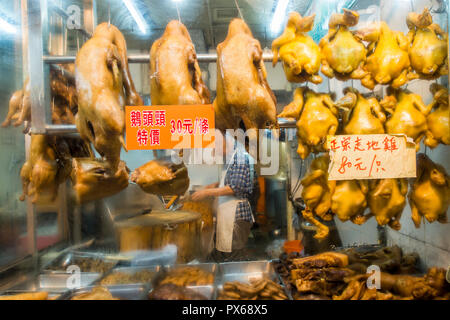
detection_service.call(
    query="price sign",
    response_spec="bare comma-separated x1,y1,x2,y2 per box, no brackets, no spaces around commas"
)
327,134,416,180
125,105,215,150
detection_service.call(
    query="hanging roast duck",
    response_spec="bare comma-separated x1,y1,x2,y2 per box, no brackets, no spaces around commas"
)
214,18,277,133
150,20,210,105
75,23,143,174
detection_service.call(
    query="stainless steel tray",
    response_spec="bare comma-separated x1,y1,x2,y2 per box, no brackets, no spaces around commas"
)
186,285,215,300
96,266,160,286
43,251,118,273
164,263,218,275
217,260,277,284
59,284,150,300
8,273,100,293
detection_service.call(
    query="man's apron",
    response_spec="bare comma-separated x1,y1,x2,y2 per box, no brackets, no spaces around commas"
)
216,151,254,253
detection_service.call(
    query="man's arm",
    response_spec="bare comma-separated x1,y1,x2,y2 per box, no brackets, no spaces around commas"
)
191,186,234,201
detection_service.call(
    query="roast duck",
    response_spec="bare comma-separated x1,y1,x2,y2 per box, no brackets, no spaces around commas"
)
409,153,449,228
279,87,338,159
320,9,366,80
75,23,143,174
19,134,89,204
424,84,449,148
272,12,321,84
380,87,432,151
214,18,277,134
131,159,189,196
150,20,210,105
2,64,77,129
356,21,416,89
406,8,448,79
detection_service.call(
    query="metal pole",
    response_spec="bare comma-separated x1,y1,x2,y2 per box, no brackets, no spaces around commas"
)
28,0,51,134
42,52,275,64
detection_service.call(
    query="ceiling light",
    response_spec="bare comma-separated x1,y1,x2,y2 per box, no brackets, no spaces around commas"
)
123,0,148,34
270,0,289,35
0,17,16,34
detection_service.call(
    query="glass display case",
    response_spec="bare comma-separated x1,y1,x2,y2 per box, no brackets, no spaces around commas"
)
0,0,448,300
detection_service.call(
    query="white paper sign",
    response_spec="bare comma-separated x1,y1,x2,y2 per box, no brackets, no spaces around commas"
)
327,134,416,180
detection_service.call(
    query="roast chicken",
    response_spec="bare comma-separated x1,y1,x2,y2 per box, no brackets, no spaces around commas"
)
381,87,432,151
357,22,416,89
272,12,321,84
131,159,189,196
425,84,449,147
336,87,385,134
214,19,277,134
71,158,129,204
320,9,366,80
150,20,210,105
409,153,449,228
330,180,370,225
300,155,333,239
281,87,338,159
75,23,143,173
367,178,408,230
407,8,448,79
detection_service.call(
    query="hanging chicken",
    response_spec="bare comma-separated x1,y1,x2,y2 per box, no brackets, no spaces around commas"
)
214,18,277,133
409,153,449,228
279,87,338,159
406,8,448,79
131,159,189,196
75,23,143,174
300,155,334,239
367,179,408,231
320,9,366,80
425,84,449,147
150,20,210,105
336,87,386,134
356,22,416,89
331,180,371,225
71,158,129,204
272,12,322,84
381,87,432,151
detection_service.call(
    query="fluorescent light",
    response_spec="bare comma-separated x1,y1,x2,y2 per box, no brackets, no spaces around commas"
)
270,0,289,35
0,17,16,34
173,0,183,2
123,0,148,34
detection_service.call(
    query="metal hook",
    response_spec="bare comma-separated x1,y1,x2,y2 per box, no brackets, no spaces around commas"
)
233,0,244,20
175,2,181,23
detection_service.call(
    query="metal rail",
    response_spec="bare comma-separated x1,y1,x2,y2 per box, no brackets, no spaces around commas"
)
41,118,296,135
43,52,275,64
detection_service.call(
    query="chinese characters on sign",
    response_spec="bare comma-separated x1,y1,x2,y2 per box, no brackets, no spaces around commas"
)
327,134,416,180
126,105,215,150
